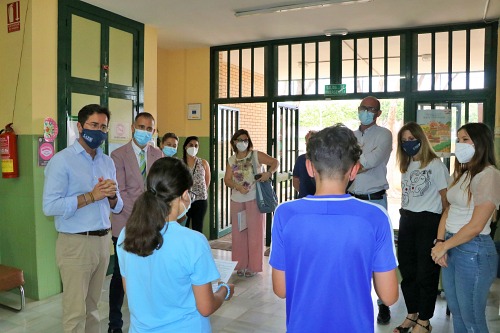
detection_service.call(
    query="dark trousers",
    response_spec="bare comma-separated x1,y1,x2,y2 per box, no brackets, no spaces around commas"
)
186,200,208,233
108,236,124,330
398,209,441,320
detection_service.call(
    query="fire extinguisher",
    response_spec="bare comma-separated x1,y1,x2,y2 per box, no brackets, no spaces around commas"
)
0,123,19,178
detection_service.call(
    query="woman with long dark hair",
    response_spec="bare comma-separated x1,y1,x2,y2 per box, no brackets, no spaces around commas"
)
394,122,449,333
432,123,499,332
182,136,211,232
224,129,279,277
117,157,234,332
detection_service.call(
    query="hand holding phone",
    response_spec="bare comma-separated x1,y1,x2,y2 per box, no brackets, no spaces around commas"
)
254,174,262,180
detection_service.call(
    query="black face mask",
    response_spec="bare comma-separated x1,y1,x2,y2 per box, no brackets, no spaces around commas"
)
346,179,354,194
401,139,421,157
345,165,356,194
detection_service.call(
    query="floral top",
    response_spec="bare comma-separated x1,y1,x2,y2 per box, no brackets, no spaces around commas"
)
189,157,208,201
228,150,261,203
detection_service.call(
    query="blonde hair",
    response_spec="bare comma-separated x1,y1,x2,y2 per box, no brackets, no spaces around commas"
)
396,122,438,173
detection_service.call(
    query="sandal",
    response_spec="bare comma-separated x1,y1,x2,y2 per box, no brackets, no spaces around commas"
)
393,316,417,333
236,269,245,277
244,270,256,277
414,319,432,332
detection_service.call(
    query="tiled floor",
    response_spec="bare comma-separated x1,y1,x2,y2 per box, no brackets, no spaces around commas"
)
1,249,499,332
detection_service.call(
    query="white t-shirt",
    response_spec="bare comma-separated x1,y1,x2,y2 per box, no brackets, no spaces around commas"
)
401,158,450,214
446,166,500,235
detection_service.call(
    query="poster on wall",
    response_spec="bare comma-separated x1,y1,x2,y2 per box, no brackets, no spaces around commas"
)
416,109,452,157
38,137,54,167
67,115,79,147
108,121,131,154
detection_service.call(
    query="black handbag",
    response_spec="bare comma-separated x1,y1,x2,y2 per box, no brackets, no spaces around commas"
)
252,151,279,213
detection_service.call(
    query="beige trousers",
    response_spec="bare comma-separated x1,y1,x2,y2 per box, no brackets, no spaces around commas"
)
56,232,111,333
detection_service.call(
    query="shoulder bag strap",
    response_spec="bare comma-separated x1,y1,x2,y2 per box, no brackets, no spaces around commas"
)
251,151,260,176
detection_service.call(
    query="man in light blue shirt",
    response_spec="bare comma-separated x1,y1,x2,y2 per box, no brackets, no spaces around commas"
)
43,104,123,333
347,96,393,325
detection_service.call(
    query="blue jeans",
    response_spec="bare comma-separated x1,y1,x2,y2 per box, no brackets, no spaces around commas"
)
442,232,498,332
371,195,387,210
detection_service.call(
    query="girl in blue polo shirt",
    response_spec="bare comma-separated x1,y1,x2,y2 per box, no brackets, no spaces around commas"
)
117,157,234,333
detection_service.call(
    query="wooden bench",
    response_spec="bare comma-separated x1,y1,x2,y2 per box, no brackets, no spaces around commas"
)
0,264,25,311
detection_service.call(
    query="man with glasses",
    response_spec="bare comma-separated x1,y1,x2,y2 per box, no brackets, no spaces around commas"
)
43,104,123,332
108,112,163,333
347,96,394,325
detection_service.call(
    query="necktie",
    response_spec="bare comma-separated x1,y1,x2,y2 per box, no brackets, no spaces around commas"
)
139,150,146,184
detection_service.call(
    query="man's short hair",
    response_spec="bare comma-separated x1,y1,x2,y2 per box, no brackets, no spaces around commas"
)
306,124,362,179
135,112,155,123
78,104,111,126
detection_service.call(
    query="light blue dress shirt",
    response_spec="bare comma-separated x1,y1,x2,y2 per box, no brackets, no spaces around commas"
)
43,140,123,233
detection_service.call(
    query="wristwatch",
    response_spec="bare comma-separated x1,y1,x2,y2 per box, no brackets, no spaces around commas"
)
433,238,445,245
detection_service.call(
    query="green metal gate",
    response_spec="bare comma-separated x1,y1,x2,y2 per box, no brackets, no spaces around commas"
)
212,105,239,239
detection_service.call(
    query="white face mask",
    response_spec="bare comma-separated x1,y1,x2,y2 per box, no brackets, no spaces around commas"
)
236,141,248,152
186,147,198,157
455,142,475,163
176,196,191,220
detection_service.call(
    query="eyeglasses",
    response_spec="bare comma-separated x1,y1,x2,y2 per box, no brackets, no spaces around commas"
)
236,139,249,143
357,106,379,113
85,122,109,133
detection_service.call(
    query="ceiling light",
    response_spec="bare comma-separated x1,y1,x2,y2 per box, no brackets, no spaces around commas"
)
324,29,349,36
234,0,372,17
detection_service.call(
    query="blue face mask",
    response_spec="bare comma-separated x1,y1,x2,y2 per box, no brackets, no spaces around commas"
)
358,111,375,126
177,196,191,220
133,129,153,147
81,129,107,149
401,139,421,156
162,146,177,157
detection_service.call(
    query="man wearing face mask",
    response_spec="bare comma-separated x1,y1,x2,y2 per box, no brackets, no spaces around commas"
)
108,112,163,333
43,104,123,333
347,96,394,325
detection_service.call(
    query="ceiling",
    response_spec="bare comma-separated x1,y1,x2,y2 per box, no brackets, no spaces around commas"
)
81,0,500,50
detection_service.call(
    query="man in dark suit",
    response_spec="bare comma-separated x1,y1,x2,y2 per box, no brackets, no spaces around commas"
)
108,112,164,333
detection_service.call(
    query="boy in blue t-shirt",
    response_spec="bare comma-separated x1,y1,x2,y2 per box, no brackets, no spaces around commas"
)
269,124,399,333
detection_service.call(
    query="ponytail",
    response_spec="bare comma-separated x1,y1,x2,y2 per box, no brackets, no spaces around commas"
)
120,157,193,257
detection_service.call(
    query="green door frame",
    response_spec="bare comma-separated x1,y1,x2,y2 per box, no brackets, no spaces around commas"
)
211,21,497,240
57,0,144,150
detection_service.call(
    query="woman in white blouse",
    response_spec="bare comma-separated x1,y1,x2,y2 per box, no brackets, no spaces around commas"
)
432,122,500,332
395,122,449,333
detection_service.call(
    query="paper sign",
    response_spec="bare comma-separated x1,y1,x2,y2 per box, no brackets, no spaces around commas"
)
238,210,247,231
211,259,238,292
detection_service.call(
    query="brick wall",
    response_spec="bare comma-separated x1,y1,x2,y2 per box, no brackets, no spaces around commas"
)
218,58,268,153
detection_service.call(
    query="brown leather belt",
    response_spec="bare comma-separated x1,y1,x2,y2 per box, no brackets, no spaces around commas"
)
74,229,110,237
349,190,386,201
